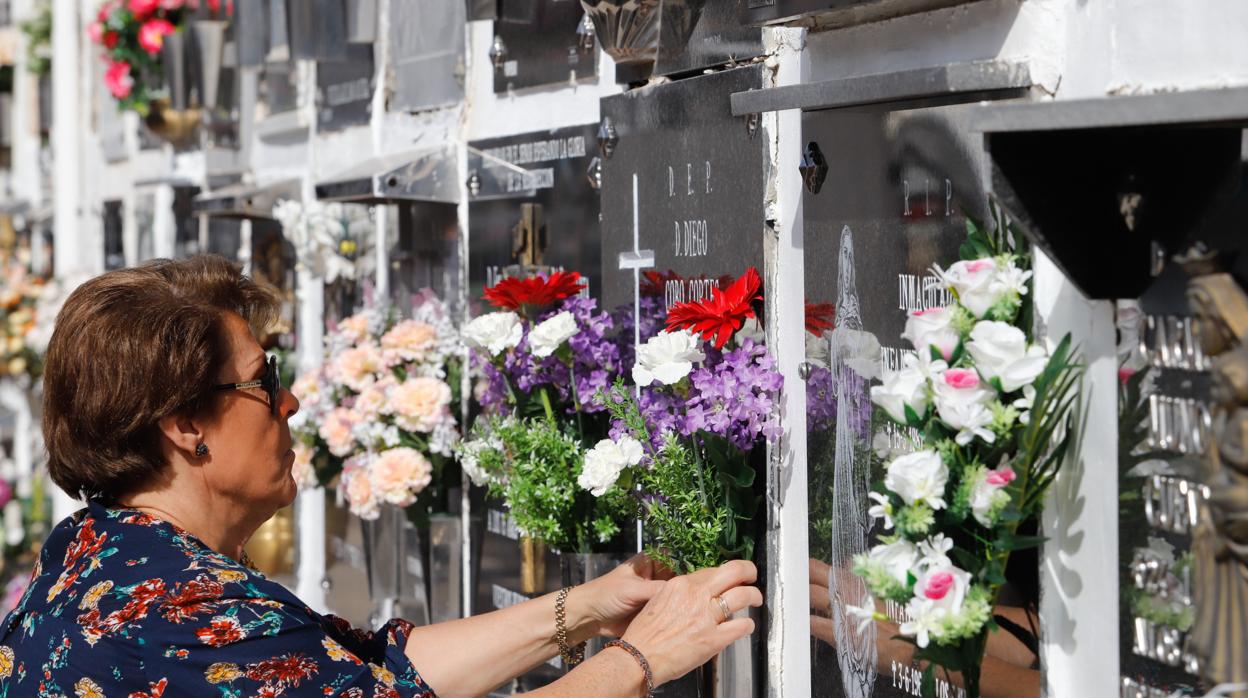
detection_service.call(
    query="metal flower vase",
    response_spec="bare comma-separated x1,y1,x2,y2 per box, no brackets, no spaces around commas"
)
579,0,706,83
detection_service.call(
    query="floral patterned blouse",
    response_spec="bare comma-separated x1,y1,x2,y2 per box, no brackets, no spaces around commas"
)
0,500,437,697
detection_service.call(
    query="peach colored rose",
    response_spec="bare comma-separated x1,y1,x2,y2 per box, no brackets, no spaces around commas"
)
332,343,384,392
370,447,433,506
354,376,395,421
342,459,379,520
336,313,371,345
291,442,319,490
291,373,322,408
319,407,358,457
390,377,452,433
380,320,438,366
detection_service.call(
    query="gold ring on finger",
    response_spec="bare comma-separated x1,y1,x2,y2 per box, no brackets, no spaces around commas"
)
713,594,732,623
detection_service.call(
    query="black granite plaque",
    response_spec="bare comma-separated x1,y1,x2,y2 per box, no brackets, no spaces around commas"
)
653,0,764,78
802,103,994,698
491,0,596,93
467,124,601,301
392,202,462,317
103,201,124,271
317,42,375,132
599,65,766,319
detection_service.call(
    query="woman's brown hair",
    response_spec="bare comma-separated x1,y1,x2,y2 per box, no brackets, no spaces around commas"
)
42,255,281,502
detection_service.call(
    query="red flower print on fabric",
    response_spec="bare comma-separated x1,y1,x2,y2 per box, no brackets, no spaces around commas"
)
196,615,247,647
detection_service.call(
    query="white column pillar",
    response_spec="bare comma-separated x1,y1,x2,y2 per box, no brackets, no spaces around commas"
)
152,184,176,259
10,0,42,211
1033,250,1119,698
761,26,812,698
51,0,81,279
294,264,327,612
49,0,84,524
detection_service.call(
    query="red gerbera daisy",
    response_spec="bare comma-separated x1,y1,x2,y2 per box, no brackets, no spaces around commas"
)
483,271,585,313
665,267,763,349
640,269,681,297
805,302,836,335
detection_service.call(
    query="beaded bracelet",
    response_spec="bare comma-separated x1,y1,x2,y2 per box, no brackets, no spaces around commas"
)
604,639,655,698
554,587,586,667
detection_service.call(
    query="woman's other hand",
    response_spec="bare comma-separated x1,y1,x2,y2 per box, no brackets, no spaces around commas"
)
580,553,673,638
618,559,763,687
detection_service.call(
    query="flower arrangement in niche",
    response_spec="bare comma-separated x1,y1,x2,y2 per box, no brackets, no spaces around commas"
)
458,271,638,554
850,204,1082,697
590,267,784,575
289,289,461,526
88,0,233,116
0,259,47,384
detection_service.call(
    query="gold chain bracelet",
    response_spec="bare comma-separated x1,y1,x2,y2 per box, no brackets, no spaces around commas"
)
554,586,586,667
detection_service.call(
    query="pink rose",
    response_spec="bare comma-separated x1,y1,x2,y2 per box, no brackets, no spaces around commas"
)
985,467,1016,487
923,571,955,600
128,0,160,19
943,368,980,390
138,18,176,55
370,447,433,506
87,22,104,44
1118,366,1136,385
104,61,134,99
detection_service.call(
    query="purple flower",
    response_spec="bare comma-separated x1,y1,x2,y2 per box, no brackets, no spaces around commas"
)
806,364,838,432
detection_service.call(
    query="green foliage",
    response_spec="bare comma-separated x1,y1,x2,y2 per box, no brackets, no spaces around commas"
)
599,380,759,574
894,503,935,537
20,3,52,78
474,416,633,554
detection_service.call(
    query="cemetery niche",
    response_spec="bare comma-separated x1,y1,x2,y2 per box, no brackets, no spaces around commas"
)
466,123,604,694
489,0,597,93
979,89,1248,698
800,100,1053,698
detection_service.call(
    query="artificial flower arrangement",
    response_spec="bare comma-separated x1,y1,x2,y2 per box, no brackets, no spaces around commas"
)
586,267,784,575
0,258,46,384
850,208,1081,696
290,289,462,527
457,271,637,555
89,0,233,116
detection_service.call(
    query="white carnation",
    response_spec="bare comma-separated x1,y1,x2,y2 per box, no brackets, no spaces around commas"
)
528,311,578,359
632,330,705,386
463,311,523,356
577,436,645,496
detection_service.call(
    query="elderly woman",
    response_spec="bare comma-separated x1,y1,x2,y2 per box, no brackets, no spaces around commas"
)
0,256,761,697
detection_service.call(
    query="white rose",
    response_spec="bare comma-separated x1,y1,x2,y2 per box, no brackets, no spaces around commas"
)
902,306,960,361
932,368,997,446
884,449,949,510
970,465,1017,526
463,311,523,356
632,330,706,386
867,539,919,585
935,258,999,319
870,354,932,424
577,436,645,496
912,564,972,617
966,321,1047,393
528,311,578,359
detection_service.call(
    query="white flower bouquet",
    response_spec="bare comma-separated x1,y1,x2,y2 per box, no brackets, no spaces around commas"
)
290,289,462,524
852,206,1082,696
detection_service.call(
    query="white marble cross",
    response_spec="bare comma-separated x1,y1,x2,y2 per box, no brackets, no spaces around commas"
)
618,173,655,387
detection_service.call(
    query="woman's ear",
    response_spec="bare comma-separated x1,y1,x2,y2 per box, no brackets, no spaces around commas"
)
156,411,205,459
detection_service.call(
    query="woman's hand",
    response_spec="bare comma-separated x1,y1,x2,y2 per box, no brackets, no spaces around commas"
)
617,559,764,687
578,554,672,639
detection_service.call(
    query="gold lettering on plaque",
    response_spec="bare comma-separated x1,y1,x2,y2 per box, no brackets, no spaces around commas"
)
1182,255,1248,696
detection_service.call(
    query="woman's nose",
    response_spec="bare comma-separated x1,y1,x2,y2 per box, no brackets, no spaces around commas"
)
279,386,300,419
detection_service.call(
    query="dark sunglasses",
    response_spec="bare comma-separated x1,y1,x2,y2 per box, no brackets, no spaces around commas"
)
213,354,282,416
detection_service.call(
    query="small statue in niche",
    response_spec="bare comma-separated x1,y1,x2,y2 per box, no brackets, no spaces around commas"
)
511,203,546,268
1183,255,1248,696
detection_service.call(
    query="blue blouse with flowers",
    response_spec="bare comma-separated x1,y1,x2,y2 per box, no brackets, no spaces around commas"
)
0,500,437,697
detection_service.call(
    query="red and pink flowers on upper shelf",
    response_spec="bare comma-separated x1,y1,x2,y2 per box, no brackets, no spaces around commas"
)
89,0,233,114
